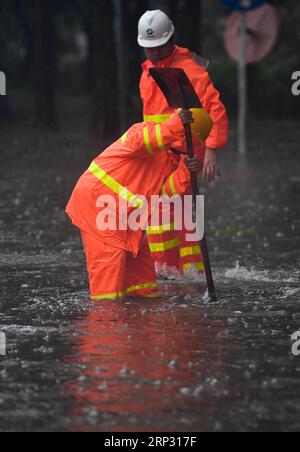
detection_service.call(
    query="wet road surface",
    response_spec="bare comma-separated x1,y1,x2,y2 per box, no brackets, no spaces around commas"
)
0,120,300,432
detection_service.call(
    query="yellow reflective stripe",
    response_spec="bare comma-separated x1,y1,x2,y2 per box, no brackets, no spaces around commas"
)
88,161,142,208
180,246,202,258
183,262,205,272
143,127,154,155
169,174,178,196
155,125,165,151
144,114,172,123
120,188,144,209
92,291,127,300
120,131,128,144
161,184,168,197
147,222,175,235
145,293,160,299
91,283,158,300
149,238,180,253
161,176,179,198
127,282,158,294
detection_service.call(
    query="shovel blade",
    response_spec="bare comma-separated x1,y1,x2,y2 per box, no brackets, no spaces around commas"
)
149,68,202,110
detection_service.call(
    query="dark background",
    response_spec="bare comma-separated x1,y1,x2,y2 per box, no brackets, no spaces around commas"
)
0,1,300,432
0,0,299,145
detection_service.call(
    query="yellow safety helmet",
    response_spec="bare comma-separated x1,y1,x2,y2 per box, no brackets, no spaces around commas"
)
190,108,213,144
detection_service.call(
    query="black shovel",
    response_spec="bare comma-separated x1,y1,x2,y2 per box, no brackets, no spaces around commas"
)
149,67,217,302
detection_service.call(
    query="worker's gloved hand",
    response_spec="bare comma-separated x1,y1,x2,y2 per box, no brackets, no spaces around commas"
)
203,148,220,183
184,156,200,173
177,108,194,125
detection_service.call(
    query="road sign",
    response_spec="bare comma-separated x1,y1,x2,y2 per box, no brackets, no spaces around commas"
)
221,0,265,11
223,2,280,156
225,4,281,64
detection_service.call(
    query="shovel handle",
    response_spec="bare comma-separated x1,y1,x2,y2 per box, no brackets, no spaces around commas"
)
184,124,217,302
184,124,200,197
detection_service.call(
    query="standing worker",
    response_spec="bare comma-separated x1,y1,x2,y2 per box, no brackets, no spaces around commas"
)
66,110,204,301
138,10,229,278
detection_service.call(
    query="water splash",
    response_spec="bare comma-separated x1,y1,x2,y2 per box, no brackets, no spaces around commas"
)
156,262,206,284
225,262,272,282
224,261,299,284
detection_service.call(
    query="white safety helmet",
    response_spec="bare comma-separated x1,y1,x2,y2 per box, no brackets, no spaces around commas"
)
138,10,175,48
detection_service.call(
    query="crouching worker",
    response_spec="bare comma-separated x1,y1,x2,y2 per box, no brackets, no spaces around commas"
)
66,109,201,301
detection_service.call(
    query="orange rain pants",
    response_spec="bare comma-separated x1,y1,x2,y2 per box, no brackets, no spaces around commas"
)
147,206,204,275
81,231,159,301
147,152,206,276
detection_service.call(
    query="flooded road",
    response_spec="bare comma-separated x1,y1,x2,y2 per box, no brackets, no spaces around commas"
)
0,120,300,432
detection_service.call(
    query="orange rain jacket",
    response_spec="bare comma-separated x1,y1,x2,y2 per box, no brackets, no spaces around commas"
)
66,114,192,258
140,46,229,152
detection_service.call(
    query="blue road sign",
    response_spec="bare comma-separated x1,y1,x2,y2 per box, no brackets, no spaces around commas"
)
221,0,265,11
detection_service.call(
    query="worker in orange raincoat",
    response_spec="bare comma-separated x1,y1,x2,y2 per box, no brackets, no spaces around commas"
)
66,110,202,301
138,10,229,277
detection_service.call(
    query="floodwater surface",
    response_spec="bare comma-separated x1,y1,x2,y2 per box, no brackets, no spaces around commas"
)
0,120,300,432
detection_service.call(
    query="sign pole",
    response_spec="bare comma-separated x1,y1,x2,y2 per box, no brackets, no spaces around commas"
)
222,0,269,156
238,11,247,156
